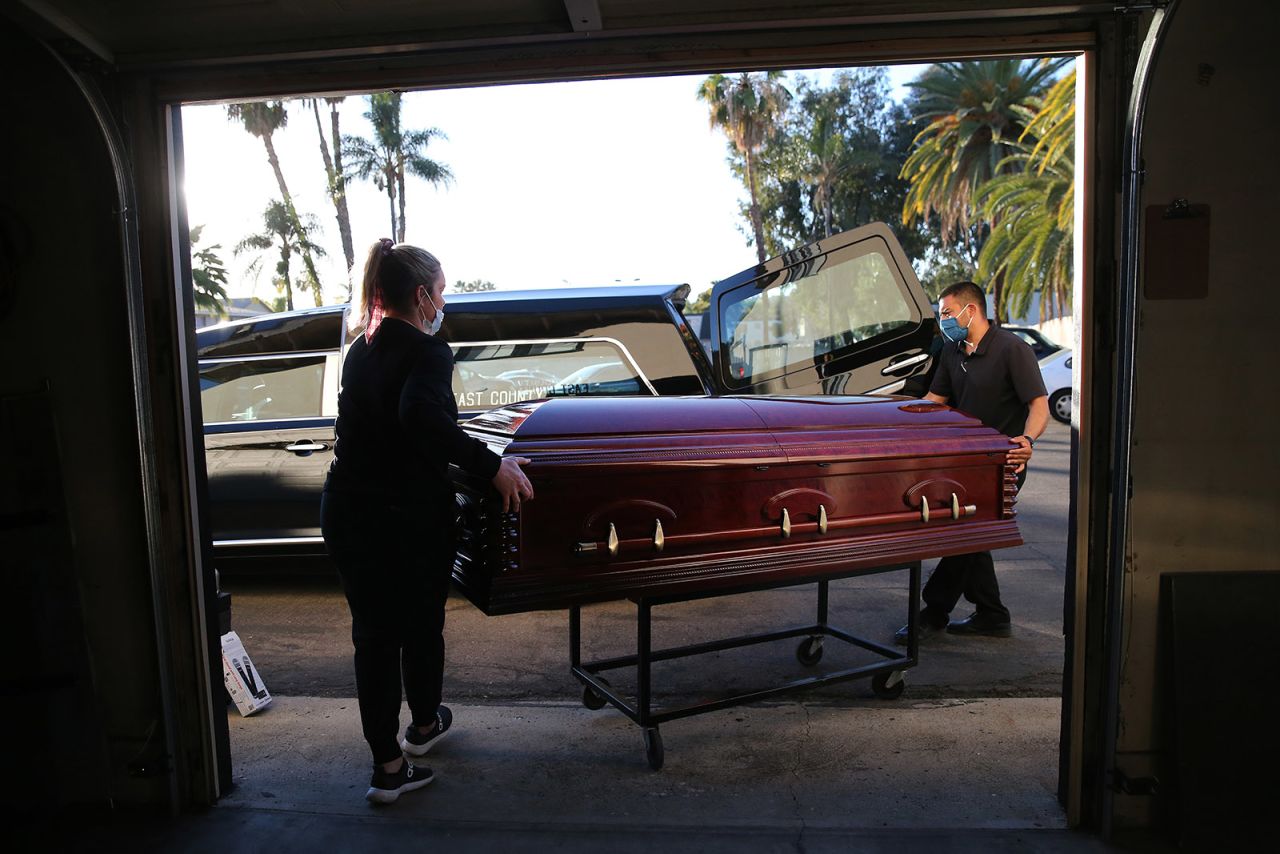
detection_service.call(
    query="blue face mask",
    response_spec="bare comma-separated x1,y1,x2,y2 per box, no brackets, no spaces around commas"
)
939,305,972,343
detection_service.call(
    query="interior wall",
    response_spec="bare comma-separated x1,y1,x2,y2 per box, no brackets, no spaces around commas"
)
0,22,171,810
1116,0,1279,828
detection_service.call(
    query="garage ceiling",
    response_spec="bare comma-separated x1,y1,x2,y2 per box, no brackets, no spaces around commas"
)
16,1,1110,68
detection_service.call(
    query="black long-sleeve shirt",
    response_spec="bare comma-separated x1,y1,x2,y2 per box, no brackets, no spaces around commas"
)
325,318,501,505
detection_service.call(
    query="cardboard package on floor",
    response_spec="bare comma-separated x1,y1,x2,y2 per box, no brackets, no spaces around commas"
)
222,630,271,716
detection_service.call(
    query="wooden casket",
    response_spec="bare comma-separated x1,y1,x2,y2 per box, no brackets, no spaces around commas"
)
450,395,1021,615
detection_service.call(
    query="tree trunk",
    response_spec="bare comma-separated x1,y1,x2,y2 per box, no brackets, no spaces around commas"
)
992,270,1006,324
396,155,407,244
312,100,354,296
384,169,398,241
328,99,355,291
823,185,834,239
744,148,767,264
280,243,294,311
262,133,323,306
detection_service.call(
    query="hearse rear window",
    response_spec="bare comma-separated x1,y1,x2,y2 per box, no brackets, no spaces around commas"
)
199,356,326,423
719,238,914,388
451,338,654,411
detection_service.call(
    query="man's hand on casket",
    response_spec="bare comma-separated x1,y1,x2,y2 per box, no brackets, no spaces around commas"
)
493,456,535,512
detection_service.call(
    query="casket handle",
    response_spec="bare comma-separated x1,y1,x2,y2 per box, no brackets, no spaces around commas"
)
951,493,977,519
653,519,665,553
818,504,828,535
920,496,930,523
781,508,791,538
607,523,619,557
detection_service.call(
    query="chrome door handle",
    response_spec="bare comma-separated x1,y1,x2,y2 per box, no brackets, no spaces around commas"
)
285,441,329,454
880,353,929,375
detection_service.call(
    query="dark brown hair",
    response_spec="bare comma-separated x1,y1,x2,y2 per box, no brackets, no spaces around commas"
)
939,281,986,317
352,239,442,333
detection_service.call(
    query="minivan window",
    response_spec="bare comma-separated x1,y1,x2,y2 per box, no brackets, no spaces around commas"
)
199,355,326,423
719,239,914,387
451,338,653,411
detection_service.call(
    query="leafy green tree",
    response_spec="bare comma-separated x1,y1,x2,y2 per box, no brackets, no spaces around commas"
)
697,72,792,263
899,59,1067,240
684,287,712,315
305,96,355,294
898,59,1068,319
975,70,1075,321
344,92,452,242
743,70,931,262
190,225,230,319
235,201,327,311
226,101,325,303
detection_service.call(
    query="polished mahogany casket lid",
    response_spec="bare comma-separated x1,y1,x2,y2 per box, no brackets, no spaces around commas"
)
450,396,1021,615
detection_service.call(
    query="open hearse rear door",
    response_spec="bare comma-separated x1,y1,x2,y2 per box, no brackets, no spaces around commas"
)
708,223,937,397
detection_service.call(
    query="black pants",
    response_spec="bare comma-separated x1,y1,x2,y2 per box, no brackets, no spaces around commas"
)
320,490,456,765
919,467,1026,625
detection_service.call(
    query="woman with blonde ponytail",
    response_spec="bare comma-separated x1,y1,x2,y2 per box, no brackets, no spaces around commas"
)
321,238,534,804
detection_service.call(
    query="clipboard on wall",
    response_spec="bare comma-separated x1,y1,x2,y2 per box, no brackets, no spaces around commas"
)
1144,200,1210,300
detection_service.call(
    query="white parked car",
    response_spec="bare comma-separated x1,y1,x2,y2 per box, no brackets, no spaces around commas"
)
1039,349,1073,424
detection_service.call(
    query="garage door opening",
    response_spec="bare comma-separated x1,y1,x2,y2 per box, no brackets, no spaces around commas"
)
176,55,1087,829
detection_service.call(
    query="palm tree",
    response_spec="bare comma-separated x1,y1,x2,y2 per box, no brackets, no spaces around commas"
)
190,225,229,319
899,59,1068,241
975,70,1076,322
235,201,327,311
698,72,791,263
899,58,1068,319
226,101,325,302
305,96,355,294
343,92,452,242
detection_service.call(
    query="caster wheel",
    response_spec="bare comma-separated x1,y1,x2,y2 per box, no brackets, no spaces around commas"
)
643,727,664,771
796,636,824,666
871,670,906,700
581,677,610,711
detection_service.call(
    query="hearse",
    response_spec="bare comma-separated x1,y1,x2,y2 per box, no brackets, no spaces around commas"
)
198,222,944,574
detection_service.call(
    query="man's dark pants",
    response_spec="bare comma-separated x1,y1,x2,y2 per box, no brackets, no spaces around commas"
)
920,467,1026,626
321,490,455,765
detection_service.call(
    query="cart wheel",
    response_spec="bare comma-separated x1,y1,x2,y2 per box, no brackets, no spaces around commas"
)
581,677,610,711
643,727,664,771
871,670,906,700
796,636,824,666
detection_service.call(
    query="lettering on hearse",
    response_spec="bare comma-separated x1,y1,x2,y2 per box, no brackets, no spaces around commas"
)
455,385,553,409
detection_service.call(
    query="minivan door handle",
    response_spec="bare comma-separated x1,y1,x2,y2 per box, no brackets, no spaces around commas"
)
285,441,330,455
880,353,929,375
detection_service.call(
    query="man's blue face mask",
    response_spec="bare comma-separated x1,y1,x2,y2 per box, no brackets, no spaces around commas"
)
939,304,973,343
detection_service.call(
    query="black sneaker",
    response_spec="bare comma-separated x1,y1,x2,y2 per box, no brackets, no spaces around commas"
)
366,761,433,804
401,705,453,756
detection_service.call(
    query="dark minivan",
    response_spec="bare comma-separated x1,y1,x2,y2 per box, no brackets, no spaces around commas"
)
197,222,938,573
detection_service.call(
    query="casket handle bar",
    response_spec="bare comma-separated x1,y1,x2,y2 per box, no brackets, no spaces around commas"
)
920,494,977,524
579,501,978,558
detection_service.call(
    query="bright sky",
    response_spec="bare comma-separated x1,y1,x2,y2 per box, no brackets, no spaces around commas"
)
181,65,925,306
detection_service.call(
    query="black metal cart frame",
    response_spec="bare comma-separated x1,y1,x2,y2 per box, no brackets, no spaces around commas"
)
569,560,922,769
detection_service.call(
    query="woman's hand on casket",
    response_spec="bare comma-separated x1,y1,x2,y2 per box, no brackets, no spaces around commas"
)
493,456,535,512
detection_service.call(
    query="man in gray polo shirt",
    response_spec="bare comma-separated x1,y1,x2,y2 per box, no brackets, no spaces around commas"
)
895,281,1049,642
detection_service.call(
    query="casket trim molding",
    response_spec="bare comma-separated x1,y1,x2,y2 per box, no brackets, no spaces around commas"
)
762,488,837,522
584,499,677,536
